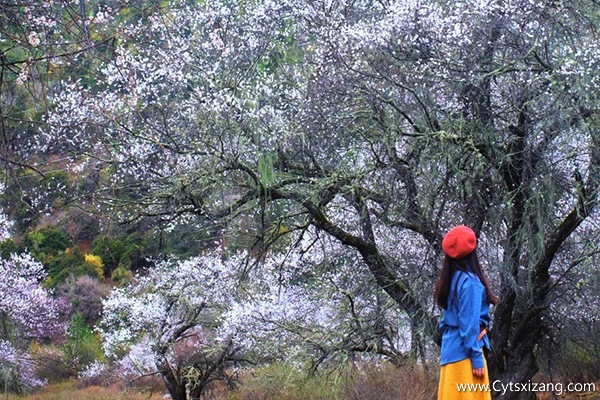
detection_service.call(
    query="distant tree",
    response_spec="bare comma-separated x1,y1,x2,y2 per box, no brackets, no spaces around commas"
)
0,239,18,259
0,253,65,392
23,226,70,261
91,235,125,276
91,233,149,276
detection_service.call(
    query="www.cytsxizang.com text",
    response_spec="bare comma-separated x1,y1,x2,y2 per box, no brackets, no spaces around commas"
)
456,380,597,396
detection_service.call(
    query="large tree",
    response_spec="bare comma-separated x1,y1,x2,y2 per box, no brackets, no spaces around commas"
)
45,1,600,398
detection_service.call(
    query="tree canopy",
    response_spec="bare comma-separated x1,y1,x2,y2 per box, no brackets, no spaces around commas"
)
1,0,600,398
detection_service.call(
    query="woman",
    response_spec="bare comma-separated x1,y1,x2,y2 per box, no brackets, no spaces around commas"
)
434,225,498,400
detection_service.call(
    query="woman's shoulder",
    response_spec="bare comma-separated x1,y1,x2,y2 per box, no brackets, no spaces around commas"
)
458,271,484,288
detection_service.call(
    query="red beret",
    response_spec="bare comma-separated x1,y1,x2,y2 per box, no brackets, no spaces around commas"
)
442,225,477,259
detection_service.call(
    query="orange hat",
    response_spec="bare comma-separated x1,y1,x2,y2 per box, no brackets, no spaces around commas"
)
442,225,477,259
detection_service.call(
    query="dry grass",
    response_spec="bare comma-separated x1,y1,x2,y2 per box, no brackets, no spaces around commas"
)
341,362,438,400
223,362,438,400
4,366,596,400
3,380,165,400
3,364,438,400
223,364,342,400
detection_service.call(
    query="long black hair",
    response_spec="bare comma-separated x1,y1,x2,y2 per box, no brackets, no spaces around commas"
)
434,251,498,309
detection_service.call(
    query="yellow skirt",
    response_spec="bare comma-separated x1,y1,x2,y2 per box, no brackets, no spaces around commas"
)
438,357,492,400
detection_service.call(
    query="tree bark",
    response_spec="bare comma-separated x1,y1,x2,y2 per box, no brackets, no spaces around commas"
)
156,359,187,400
489,117,600,399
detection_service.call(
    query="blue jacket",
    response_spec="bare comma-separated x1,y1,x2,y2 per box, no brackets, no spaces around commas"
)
439,270,491,369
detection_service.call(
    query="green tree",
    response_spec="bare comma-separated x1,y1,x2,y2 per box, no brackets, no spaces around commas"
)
91,235,125,276
91,233,148,276
62,313,104,372
23,226,70,262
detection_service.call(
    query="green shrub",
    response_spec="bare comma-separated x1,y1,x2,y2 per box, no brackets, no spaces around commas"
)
46,247,85,287
46,247,104,287
24,226,70,261
110,265,132,285
92,234,148,276
61,314,104,372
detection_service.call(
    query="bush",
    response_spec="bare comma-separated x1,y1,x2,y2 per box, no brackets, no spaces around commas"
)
23,226,70,261
29,343,75,383
62,314,104,372
46,247,84,286
63,275,109,325
91,235,125,277
47,247,107,287
0,239,19,260
84,254,104,278
110,265,132,286
92,234,149,276
77,361,117,388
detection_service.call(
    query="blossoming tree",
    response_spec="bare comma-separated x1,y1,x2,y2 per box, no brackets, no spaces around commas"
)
100,240,412,399
100,253,246,399
44,1,600,398
0,253,65,392
219,234,413,370
0,1,166,233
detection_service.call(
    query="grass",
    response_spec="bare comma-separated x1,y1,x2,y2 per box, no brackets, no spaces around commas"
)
222,362,438,400
3,362,438,400
3,380,165,400
3,364,598,400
